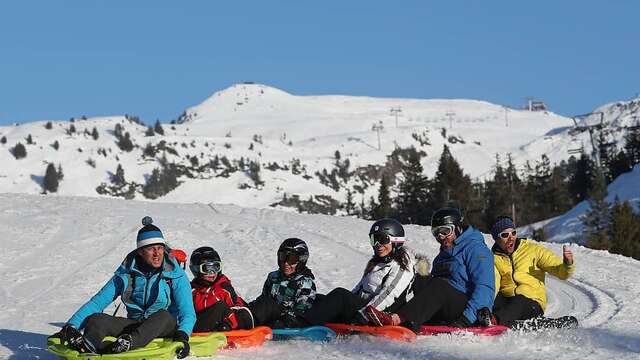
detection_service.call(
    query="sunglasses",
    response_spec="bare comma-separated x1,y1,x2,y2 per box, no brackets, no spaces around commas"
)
431,224,455,238
277,251,300,265
369,232,405,247
498,230,517,239
198,260,222,275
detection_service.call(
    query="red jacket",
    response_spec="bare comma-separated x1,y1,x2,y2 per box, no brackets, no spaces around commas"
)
191,274,246,313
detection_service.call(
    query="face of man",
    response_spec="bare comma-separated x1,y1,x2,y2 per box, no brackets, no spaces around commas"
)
280,259,297,276
495,227,517,254
438,231,456,250
138,244,165,268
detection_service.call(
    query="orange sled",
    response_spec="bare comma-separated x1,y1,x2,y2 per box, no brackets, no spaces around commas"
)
193,326,272,349
325,323,416,342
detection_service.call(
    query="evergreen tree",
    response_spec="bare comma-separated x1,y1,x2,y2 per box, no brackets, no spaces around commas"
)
114,123,123,139
607,149,632,181
51,140,60,150
143,158,179,199
428,145,474,217
43,163,59,193
91,127,99,140
344,189,356,215
57,164,64,180
623,122,640,166
609,198,640,260
395,147,430,224
26,134,33,144
0,136,6,145
145,126,155,136
484,154,512,229
248,160,264,187
154,120,165,135
45,121,53,130
68,124,76,134
583,166,610,250
112,164,126,185
569,152,595,204
12,142,27,159
372,174,393,219
117,132,134,152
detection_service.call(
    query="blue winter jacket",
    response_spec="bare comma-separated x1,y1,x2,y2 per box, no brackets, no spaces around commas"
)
431,225,495,324
67,251,196,335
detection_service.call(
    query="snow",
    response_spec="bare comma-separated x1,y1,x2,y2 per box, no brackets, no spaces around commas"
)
1,193,639,359
0,83,578,207
541,164,640,244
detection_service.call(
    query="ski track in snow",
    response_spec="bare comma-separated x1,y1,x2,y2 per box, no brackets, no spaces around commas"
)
0,194,639,359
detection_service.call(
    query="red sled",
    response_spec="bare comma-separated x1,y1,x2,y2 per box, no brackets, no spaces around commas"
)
325,323,416,342
193,326,272,349
419,325,509,336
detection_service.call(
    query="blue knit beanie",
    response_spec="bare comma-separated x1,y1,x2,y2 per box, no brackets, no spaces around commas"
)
136,216,165,249
491,216,515,240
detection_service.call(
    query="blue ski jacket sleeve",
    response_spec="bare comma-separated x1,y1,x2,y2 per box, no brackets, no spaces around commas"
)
461,238,495,323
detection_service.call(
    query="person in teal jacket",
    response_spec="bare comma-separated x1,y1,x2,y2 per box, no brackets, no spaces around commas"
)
52,217,195,358
365,207,495,331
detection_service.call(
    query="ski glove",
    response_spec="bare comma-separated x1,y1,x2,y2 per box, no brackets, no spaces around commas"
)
173,331,190,359
56,325,92,352
449,315,472,328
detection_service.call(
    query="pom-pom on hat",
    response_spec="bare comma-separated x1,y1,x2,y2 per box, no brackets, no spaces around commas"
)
136,216,165,249
491,216,516,240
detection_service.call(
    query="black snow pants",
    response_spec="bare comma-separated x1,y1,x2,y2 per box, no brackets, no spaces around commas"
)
396,276,468,326
303,287,367,325
193,301,233,332
83,310,176,354
492,294,543,327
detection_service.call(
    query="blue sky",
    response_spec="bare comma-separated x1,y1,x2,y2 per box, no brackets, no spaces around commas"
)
1,1,638,125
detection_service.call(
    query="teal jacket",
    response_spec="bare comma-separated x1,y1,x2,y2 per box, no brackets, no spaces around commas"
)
67,251,196,335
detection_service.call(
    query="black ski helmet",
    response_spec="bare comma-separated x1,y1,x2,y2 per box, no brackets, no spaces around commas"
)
189,246,221,277
431,207,464,235
369,218,406,251
277,238,309,267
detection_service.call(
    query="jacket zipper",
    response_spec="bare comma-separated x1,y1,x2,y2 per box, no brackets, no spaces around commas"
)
508,254,518,295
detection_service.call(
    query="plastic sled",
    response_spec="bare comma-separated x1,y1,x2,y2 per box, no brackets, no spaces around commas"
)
325,323,416,342
271,326,336,341
47,332,226,360
193,326,272,349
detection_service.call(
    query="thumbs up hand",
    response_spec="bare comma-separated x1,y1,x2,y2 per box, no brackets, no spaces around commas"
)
563,245,574,266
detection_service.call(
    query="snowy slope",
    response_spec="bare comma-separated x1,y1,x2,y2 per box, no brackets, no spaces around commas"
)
0,194,638,359
0,83,576,208
538,164,640,244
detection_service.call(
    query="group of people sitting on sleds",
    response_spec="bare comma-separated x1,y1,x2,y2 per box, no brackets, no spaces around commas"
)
52,207,576,357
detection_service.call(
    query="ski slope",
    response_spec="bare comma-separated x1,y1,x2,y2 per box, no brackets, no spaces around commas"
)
0,193,638,359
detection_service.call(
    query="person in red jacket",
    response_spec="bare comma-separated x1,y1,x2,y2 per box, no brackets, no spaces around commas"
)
189,247,254,332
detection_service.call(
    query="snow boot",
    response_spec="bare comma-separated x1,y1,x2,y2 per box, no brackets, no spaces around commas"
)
365,305,394,326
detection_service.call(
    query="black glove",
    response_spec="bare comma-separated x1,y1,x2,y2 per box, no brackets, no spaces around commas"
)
173,331,190,359
449,316,472,328
56,325,85,349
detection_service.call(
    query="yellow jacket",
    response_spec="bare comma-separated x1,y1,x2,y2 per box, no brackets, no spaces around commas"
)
493,238,574,312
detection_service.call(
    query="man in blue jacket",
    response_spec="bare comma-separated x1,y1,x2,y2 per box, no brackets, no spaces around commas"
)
365,207,495,330
53,217,195,358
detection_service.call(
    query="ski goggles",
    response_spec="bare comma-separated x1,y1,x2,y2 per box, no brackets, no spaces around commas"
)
369,232,405,247
498,230,517,239
198,260,222,275
277,251,301,265
431,224,455,238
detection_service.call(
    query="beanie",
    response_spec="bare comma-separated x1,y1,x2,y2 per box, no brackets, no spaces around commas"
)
136,216,165,249
491,216,515,240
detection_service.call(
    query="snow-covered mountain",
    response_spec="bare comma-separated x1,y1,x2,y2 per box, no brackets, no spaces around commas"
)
0,83,635,211
0,193,638,359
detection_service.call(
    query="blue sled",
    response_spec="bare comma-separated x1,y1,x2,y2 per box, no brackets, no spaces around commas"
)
272,326,336,342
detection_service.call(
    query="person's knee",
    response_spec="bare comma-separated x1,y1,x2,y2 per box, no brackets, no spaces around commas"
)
152,310,177,329
85,313,112,329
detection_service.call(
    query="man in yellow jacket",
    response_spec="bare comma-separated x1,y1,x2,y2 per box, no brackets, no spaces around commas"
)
491,216,575,328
